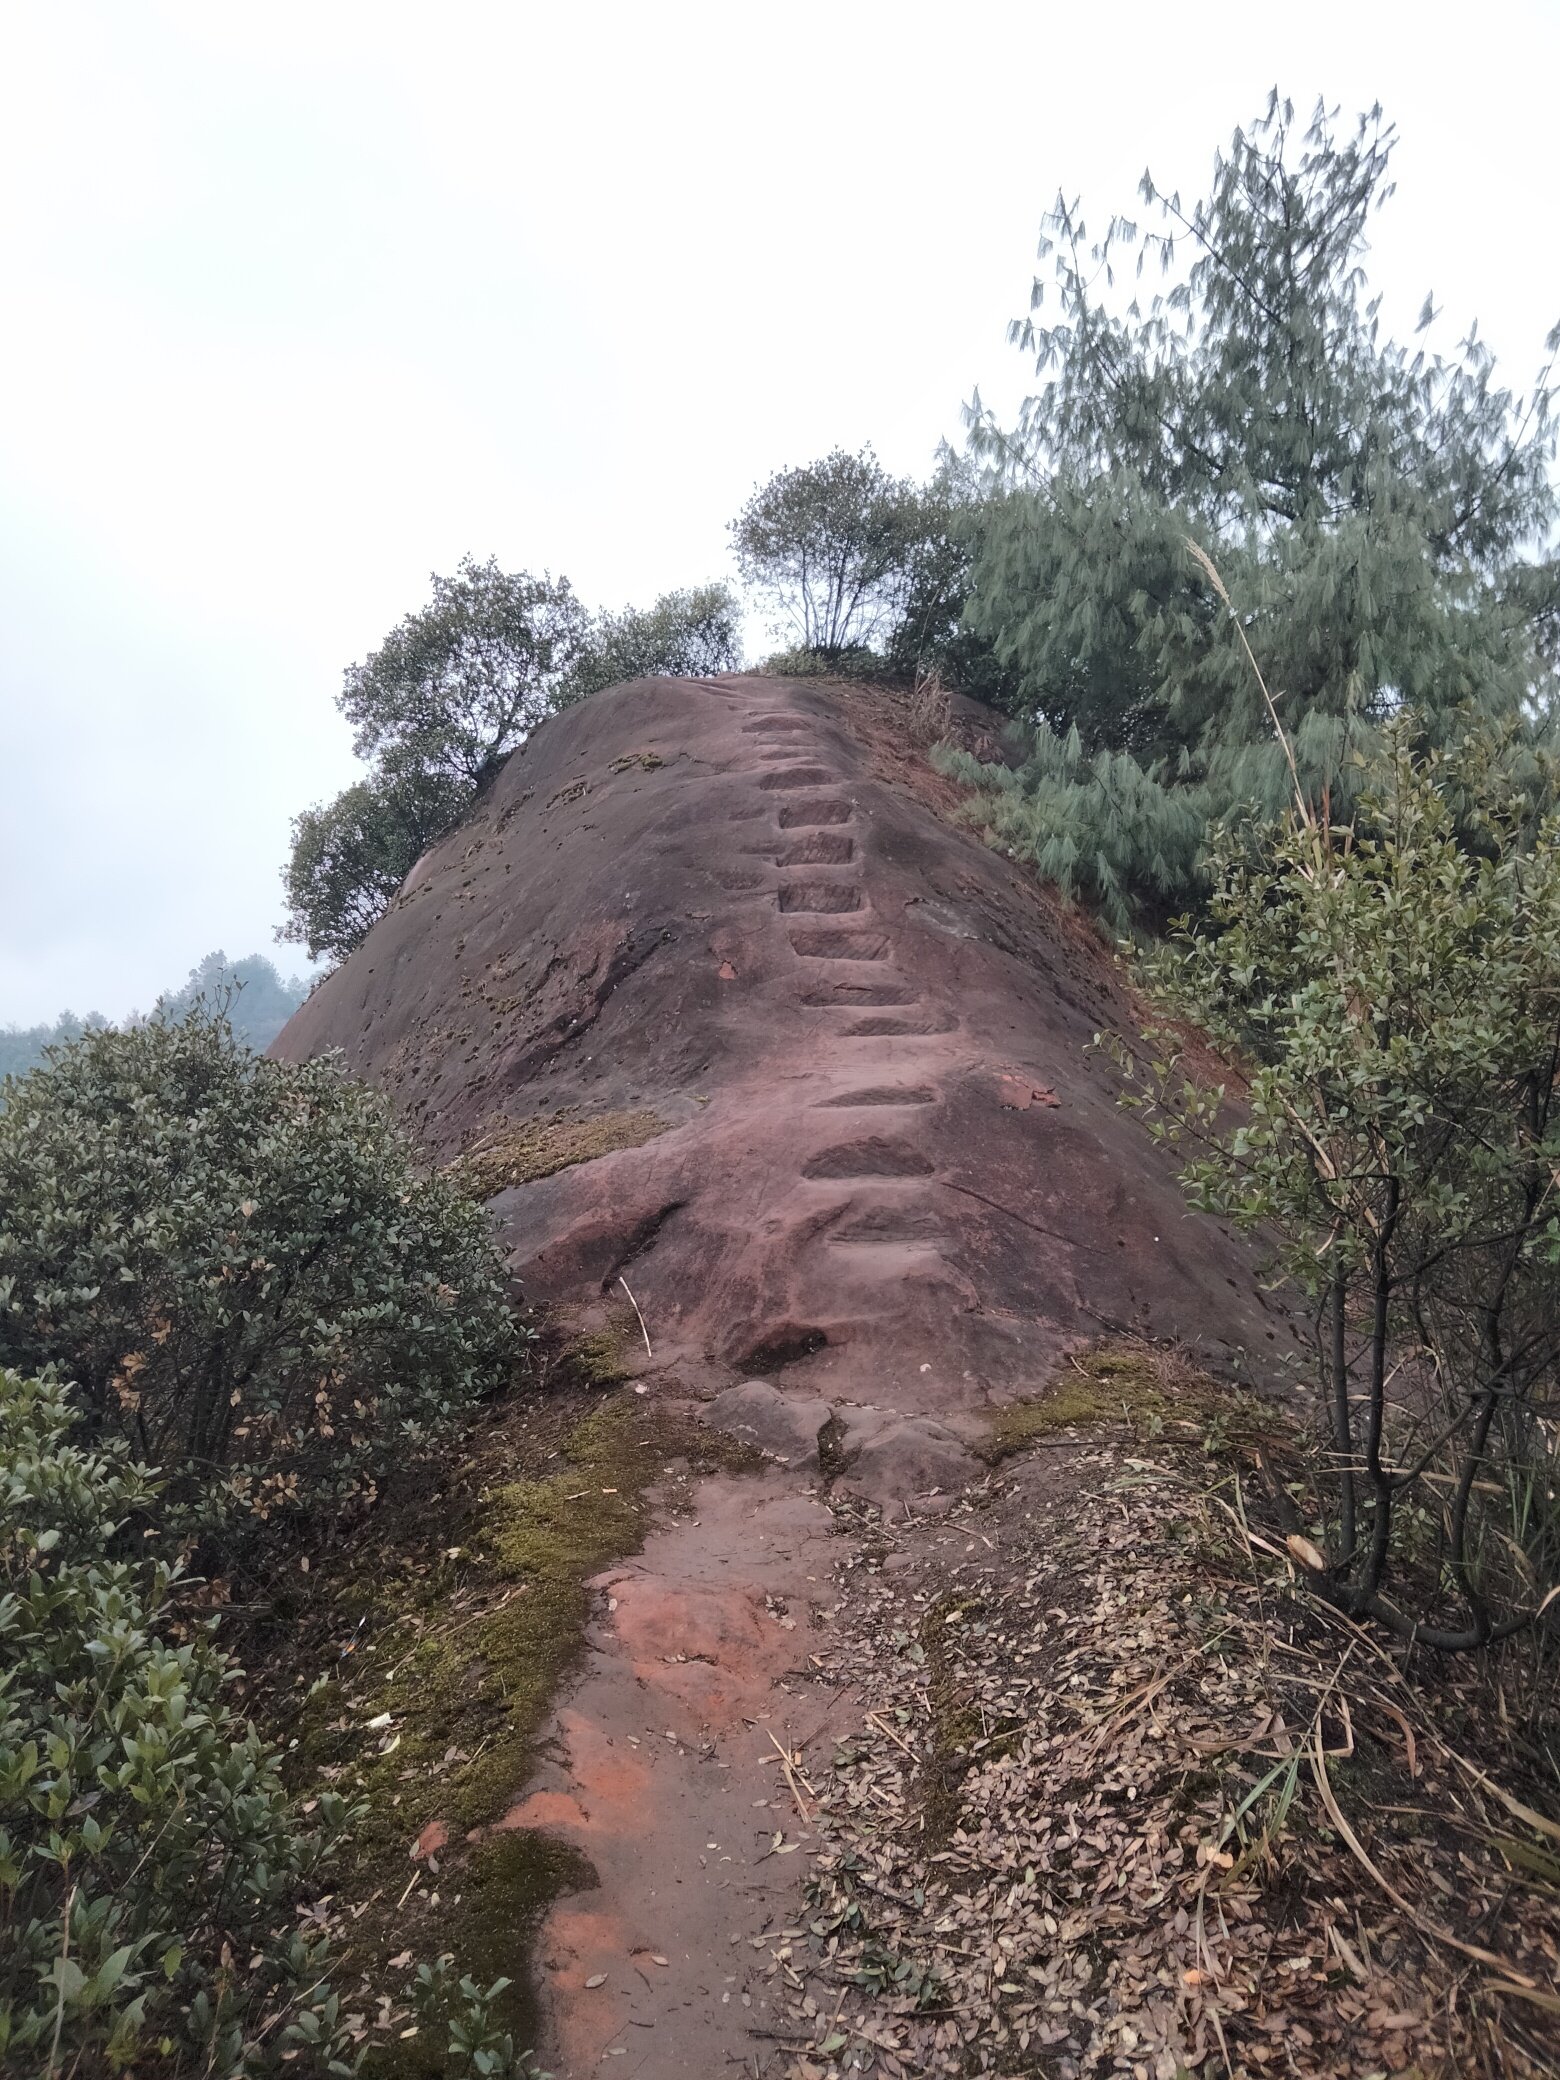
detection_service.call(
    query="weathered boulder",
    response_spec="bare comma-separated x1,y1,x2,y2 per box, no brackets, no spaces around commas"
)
704,1379,830,1469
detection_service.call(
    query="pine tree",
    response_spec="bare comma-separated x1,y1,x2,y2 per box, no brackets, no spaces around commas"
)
955,95,1560,926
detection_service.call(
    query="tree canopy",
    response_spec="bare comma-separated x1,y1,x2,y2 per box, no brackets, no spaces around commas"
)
556,583,743,707
281,554,585,964
883,458,1021,700
341,555,590,790
952,94,1560,925
279,765,470,965
730,447,927,656
282,562,745,963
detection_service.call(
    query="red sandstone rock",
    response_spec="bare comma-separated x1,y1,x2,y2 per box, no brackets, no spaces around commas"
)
274,674,1302,1402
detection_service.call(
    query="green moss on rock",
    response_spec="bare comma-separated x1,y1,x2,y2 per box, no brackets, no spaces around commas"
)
981,1338,1273,1467
277,1373,771,2069
449,1109,668,1199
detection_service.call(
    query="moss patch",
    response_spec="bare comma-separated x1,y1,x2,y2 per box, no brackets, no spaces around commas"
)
263,1373,763,2070
981,1342,1169,1464
551,1328,623,1391
462,1830,599,1984
977,1337,1282,1467
449,1109,668,1199
296,1392,741,1856
378,1832,598,2078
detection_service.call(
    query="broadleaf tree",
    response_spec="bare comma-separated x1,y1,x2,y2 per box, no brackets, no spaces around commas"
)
950,94,1560,927
730,446,925,657
884,456,1024,701
282,562,745,962
341,555,590,788
556,583,743,707
280,765,471,964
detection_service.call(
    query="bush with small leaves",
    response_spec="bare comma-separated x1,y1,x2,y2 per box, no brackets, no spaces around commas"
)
0,1371,360,2077
0,1013,518,1551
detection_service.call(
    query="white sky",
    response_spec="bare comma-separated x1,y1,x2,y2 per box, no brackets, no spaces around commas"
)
3,0,1556,1024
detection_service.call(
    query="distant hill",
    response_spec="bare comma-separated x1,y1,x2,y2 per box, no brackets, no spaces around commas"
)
0,1010,112,1082
1,951,308,1084
152,950,310,1049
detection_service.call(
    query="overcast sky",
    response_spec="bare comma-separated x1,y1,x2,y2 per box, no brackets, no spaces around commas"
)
3,0,1556,1025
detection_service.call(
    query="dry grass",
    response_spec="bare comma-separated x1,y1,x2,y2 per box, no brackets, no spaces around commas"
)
905,668,953,750
447,1108,667,1199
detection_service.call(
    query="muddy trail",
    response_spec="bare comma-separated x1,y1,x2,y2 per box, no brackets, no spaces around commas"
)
274,673,1305,2075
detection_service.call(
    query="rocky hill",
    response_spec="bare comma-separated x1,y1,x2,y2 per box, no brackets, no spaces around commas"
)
275,672,1300,1433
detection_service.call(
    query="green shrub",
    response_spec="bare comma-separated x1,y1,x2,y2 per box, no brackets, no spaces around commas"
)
1114,713,1560,1648
0,1372,356,2076
0,1014,517,1548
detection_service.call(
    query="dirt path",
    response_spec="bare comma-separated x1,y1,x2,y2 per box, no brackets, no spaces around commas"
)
515,694,983,2074
508,1467,855,2077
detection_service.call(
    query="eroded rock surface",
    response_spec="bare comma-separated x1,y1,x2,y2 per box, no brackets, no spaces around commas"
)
704,1379,832,1469
276,674,1300,1399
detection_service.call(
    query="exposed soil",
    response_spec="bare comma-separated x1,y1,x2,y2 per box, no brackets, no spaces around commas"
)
269,674,1333,2075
